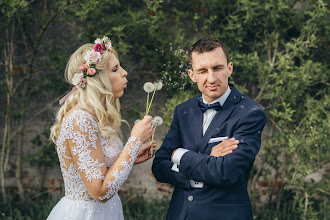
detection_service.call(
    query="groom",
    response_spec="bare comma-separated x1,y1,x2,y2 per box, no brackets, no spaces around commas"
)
152,37,266,220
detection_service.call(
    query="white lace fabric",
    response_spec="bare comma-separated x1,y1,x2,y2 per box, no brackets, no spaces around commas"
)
50,109,142,218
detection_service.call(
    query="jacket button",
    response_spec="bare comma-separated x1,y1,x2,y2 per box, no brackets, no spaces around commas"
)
188,196,193,201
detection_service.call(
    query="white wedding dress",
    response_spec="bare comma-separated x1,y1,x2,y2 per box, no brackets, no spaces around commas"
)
47,110,142,220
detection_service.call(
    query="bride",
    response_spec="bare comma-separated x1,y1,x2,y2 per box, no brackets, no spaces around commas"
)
48,36,155,220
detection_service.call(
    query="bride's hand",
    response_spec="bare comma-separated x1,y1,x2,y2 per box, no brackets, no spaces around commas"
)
134,141,156,164
131,116,153,143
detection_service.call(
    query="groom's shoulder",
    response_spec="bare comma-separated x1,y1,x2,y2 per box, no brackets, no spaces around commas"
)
231,85,263,110
232,87,266,121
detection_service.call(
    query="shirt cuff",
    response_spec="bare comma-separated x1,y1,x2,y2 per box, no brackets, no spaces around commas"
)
171,164,179,172
172,148,189,165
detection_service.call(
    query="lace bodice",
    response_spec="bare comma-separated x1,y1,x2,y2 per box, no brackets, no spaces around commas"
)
56,109,141,202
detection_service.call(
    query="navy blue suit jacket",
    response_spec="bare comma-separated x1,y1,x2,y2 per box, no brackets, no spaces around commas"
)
152,84,266,220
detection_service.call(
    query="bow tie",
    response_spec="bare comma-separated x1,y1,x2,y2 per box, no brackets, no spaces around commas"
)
198,100,221,113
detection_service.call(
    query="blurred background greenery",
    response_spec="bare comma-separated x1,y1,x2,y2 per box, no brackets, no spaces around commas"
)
0,0,329,219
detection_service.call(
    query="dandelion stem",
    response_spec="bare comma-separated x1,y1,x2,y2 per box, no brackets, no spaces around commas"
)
150,125,157,156
146,89,157,115
146,92,149,116
151,125,157,142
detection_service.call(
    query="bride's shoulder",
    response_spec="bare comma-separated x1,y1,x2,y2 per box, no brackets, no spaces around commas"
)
64,106,97,124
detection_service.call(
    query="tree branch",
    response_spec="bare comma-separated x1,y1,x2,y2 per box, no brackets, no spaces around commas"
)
269,118,282,133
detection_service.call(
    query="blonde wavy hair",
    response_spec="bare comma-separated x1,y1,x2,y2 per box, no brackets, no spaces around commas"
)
50,43,122,144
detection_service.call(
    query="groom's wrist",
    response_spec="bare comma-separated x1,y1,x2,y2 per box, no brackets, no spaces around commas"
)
172,148,189,165
171,149,177,162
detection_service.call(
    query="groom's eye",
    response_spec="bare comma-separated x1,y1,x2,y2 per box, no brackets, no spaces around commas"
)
214,66,223,71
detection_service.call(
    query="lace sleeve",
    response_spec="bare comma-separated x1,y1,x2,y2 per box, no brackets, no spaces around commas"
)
68,111,142,202
98,136,141,201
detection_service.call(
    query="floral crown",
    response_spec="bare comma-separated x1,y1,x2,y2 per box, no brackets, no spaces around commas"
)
59,36,113,105
72,36,113,88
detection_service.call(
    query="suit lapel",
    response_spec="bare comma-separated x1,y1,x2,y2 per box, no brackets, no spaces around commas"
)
198,86,241,154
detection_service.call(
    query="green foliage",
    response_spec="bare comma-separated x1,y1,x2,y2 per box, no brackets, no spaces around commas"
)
0,0,29,22
39,48,71,97
254,193,301,220
0,192,59,220
124,103,143,121
23,130,58,168
121,194,170,220
163,89,198,126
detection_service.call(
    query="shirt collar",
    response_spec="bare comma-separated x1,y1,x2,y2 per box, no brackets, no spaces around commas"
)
202,85,231,106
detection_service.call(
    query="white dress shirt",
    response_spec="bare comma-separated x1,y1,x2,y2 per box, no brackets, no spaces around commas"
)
171,86,231,177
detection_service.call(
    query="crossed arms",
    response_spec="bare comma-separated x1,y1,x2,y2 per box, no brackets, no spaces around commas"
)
152,105,266,188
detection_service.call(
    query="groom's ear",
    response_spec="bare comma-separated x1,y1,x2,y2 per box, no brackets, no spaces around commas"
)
188,69,196,83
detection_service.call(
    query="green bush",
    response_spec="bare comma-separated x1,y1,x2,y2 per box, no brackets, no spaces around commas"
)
0,193,59,220
121,195,170,220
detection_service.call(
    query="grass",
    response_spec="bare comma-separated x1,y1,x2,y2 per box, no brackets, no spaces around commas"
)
121,194,170,220
0,192,170,220
0,191,326,220
0,193,59,220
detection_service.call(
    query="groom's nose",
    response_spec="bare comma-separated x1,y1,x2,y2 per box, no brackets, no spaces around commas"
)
207,70,217,83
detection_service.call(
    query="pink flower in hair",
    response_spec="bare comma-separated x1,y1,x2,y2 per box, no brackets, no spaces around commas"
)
72,73,87,88
105,42,112,51
79,64,89,72
87,68,96,76
84,50,102,64
94,43,104,54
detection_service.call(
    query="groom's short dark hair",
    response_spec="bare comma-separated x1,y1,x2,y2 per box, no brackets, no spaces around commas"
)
188,37,229,67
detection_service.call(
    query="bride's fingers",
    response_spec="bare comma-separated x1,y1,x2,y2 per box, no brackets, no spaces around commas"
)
140,142,151,151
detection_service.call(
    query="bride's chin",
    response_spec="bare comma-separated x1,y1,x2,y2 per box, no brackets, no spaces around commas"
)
115,91,124,99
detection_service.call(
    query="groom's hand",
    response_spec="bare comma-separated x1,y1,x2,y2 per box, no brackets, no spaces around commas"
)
210,138,239,157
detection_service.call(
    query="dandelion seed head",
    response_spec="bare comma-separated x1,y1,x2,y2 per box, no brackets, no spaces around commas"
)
154,81,163,90
153,116,163,126
143,82,155,93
